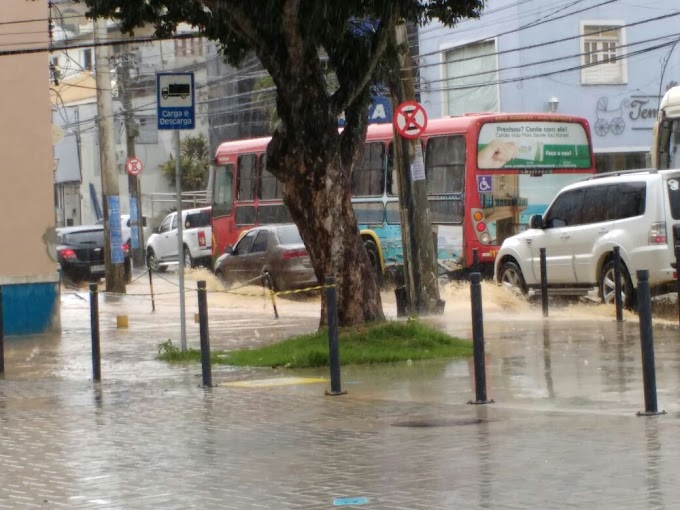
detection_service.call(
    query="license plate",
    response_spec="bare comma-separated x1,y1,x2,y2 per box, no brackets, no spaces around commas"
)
91,264,105,272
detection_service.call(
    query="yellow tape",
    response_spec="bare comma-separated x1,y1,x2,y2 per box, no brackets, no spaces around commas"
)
273,284,334,296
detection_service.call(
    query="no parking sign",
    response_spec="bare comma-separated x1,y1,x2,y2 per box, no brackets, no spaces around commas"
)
394,101,428,139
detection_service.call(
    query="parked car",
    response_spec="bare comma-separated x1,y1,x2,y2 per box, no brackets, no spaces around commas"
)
95,214,153,249
146,207,212,272
56,225,131,283
494,168,680,308
214,224,317,291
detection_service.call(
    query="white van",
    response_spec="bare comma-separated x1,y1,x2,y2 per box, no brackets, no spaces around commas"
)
495,169,680,307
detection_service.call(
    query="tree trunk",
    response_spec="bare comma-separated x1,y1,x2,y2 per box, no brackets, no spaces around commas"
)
269,128,384,328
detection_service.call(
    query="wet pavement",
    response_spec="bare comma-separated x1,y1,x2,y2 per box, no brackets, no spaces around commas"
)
2,269,680,509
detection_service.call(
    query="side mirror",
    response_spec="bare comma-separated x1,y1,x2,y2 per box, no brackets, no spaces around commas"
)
224,245,234,255
529,214,544,229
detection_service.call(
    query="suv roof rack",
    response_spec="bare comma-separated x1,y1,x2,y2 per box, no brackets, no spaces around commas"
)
588,168,658,180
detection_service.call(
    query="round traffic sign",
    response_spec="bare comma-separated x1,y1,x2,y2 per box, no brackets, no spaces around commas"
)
126,157,143,176
394,101,428,139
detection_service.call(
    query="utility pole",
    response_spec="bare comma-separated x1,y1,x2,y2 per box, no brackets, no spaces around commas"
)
389,22,442,315
94,18,126,293
119,45,146,267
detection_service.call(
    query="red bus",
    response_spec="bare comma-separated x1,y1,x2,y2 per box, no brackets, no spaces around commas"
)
211,113,596,277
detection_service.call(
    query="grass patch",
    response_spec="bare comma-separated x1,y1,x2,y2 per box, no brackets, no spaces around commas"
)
157,320,472,369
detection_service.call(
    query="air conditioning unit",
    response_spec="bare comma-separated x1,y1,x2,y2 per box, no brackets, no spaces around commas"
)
115,147,126,166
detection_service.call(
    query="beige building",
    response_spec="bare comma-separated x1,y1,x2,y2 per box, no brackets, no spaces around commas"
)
0,2,59,334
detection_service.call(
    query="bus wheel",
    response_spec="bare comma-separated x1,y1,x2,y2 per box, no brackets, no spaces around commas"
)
364,239,383,286
498,260,526,295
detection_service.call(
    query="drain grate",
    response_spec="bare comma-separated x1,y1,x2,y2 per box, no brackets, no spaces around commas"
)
392,418,487,428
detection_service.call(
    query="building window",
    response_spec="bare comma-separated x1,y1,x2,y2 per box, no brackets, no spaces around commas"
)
581,23,626,85
82,49,93,70
174,38,204,57
594,151,647,173
444,40,499,116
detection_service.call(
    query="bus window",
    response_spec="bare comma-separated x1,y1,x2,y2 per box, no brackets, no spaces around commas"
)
260,154,284,200
258,204,291,224
237,154,257,201
425,135,465,194
352,142,385,197
212,164,234,218
235,205,256,226
387,142,398,197
429,199,464,224
353,202,385,224
386,202,400,224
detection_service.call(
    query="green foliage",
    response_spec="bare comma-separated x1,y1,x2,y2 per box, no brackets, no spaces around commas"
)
159,134,210,191
157,320,472,368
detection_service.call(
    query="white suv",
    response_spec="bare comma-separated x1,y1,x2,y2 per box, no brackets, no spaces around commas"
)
495,169,680,307
146,207,212,271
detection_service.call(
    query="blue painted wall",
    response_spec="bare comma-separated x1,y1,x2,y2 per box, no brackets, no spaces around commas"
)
2,282,59,336
418,0,680,153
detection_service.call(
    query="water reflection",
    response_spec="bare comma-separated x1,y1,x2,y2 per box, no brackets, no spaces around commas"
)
645,418,664,510
475,406,492,509
542,322,555,399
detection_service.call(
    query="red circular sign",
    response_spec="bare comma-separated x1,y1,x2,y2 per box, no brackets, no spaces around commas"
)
126,157,143,176
394,101,428,139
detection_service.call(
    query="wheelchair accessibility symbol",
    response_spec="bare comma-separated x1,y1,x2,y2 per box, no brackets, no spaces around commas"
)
477,175,493,193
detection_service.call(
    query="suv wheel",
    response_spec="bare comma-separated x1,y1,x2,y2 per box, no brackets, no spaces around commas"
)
600,260,634,309
498,260,527,295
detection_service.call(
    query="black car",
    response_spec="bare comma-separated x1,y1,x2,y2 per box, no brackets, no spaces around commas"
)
56,225,131,283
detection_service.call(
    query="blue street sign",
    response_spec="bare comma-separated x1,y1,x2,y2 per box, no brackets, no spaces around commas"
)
477,175,493,193
157,72,195,130
338,95,392,126
107,195,124,264
129,197,139,249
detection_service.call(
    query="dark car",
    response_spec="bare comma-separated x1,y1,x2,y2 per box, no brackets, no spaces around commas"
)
56,225,131,283
214,224,317,291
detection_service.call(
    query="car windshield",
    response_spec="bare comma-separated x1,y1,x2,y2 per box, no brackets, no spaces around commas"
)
276,225,302,245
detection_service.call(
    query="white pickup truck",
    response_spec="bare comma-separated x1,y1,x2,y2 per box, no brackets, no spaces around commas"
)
146,207,212,272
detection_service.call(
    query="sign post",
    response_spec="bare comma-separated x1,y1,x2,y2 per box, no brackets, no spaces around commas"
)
157,72,195,352
389,24,442,316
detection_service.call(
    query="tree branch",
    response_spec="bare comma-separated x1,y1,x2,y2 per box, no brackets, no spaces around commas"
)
202,0,270,60
281,0,304,68
329,5,399,117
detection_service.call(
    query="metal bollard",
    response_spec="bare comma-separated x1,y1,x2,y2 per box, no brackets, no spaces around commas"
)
0,286,4,374
635,270,665,416
325,276,346,396
148,267,156,312
540,247,548,318
265,273,279,319
613,246,623,322
468,272,493,405
197,280,212,387
472,248,479,274
89,283,101,382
